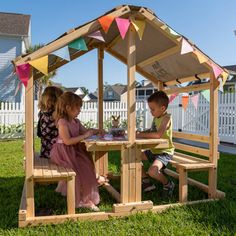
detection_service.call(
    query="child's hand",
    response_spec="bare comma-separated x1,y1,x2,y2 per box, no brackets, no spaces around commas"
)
84,130,94,139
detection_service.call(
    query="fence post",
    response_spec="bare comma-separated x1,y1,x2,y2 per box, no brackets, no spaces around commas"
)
178,95,183,132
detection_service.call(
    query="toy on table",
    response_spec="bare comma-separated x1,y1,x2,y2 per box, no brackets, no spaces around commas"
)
110,115,125,138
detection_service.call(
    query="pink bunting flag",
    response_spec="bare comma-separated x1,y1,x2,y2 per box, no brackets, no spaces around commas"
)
15,63,30,87
115,18,130,39
88,30,105,42
191,94,199,110
212,63,223,78
181,38,194,55
169,93,178,103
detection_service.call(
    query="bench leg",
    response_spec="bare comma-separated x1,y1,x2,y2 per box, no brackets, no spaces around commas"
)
179,168,188,203
67,176,75,214
208,167,217,199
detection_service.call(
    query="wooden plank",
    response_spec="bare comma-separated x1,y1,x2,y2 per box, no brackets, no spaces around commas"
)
19,181,27,222
178,167,188,202
208,72,219,198
165,82,210,95
103,182,121,203
135,147,142,202
25,69,34,218
120,146,129,203
173,131,210,144
113,201,153,213
173,142,210,157
98,47,104,130
41,158,53,178
67,176,75,214
174,152,209,163
128,147,136,202
138,45,180,68
127,23,136,143
177,162,215,170
33,156,43,178
14,5,131,66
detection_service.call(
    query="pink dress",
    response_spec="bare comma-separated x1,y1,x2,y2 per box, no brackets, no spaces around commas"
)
50,118,100,207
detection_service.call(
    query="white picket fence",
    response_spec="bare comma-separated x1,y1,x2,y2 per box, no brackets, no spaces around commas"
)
0,91,236,143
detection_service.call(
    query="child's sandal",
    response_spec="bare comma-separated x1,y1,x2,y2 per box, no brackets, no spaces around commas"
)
96,175,109,186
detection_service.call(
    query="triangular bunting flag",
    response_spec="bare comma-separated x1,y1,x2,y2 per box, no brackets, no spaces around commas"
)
68,38,88,51
201,90,210,102
88,30,105,42
182,95,189,111
14,81,22,96
221,71,229,87
181,38,194,55
211,63,223,78
51,45,70,61
115,18,130,39
218,77,224,93
15,63,30,87
191,94,199,110
166,27,180,38
169,93,178,103
98,15,115,33
29,56,48,75
131,19,146,40
194,50,208,64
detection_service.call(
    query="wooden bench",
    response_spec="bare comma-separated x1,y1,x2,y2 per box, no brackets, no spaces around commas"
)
163,131,225,203
33,156,76,214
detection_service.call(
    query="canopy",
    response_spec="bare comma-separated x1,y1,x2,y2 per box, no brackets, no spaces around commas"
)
13,5,228,86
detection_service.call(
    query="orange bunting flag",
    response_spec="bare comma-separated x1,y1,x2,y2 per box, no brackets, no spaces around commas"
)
29,56,48,75
182,95,189,111
131,19,146,40
98,15,115,33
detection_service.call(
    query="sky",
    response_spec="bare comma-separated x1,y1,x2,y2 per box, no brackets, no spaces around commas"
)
1,0,236,92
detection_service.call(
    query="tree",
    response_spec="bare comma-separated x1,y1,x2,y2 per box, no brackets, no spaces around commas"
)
80,87,89,95
26,44,58,100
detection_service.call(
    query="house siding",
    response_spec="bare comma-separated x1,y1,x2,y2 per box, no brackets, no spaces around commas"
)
0,36,23,102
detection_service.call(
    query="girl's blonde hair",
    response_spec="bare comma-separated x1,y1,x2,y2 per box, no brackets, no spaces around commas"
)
54,92,83,122
39,86,63,111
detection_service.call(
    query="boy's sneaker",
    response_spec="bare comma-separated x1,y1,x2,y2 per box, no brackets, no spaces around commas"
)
162,180,175,198
142,179,156,192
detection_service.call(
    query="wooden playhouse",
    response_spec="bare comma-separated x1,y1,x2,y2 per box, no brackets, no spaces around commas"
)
13,5,228,227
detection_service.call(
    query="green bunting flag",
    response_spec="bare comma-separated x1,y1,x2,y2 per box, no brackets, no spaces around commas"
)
68,38,88,51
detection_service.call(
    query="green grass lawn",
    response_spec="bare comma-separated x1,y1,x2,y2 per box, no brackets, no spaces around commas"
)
0,139,236,235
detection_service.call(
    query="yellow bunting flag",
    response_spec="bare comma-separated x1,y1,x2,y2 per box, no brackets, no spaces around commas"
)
131,19,146,40
29,56,48,75
194,50,208,64
98,15,115,33
221,71,229,87
182,95,189,111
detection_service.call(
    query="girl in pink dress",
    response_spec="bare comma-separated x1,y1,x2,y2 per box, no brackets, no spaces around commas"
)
50,92,100,211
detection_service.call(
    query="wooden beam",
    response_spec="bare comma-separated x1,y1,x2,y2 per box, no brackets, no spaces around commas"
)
106,34,122,49
127,24,136,143
208,72,219,199
98,47,104,129
173,131,210,143
25,69,35,218
165,82,210,95
14,5,131,65
165,73,210,87
138,45,180,68
105,48,160,89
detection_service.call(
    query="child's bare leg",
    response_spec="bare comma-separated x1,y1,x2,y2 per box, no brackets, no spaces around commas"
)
147,160,168,185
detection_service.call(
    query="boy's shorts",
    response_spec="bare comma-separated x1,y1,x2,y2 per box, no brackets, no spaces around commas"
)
144,150,172,169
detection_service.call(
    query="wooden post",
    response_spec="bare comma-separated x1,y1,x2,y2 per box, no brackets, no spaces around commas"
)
96,47,108,176
67,176,75,214
119,23,142,205
25,69,35,217
127,23,136,143
208,72,219,198
157,81,164,91
178,167,188,202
